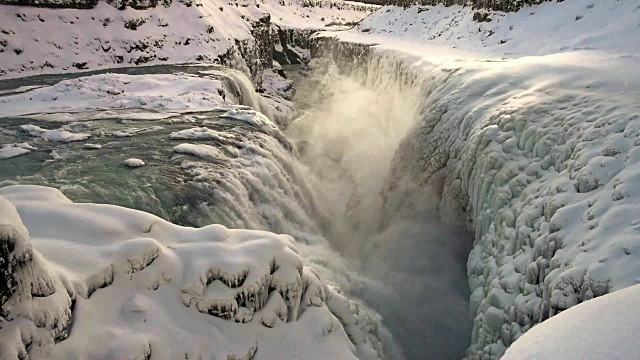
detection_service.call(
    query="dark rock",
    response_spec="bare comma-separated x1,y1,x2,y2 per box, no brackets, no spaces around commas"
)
72,61,88,69
473,11,491,22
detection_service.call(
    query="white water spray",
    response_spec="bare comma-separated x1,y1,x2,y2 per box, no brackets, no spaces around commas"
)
285,59,473,360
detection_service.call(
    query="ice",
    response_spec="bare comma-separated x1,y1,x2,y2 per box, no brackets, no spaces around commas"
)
124,158,145,167
20,124,90,143
169,127,236,142
112,126,164,138
0,144,32,159
82,143,102,150
221,109,278,132
0,185,383,359
173,143,224,160
314,0,640,357
220,108,291,148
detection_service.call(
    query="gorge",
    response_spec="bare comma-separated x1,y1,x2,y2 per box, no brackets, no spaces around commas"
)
1,0,640,359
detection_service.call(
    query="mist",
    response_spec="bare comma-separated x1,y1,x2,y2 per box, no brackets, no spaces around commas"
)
285,63,473,360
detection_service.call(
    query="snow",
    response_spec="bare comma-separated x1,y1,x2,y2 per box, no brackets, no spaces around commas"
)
263,0,378,29
20,124,91,142
503,283,640,360
221,109,278,132
170,127,236,141
0,144,31,158
112,125,164,138
124,158,146,167
313,0,640,358
173,143,224,160
0,73,235,120
220,108,292,148
355,0,640,57
0,185,382,359
82,143,102,149
0,0,375,79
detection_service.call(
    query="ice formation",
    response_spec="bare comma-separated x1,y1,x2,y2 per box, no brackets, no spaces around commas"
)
0,143,33,159
124,158,146,167
0,185,386,359
312,0,640,357
19,124,90,143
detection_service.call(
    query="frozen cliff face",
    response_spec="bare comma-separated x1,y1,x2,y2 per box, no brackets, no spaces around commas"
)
0,185,387,359
311,0,640,357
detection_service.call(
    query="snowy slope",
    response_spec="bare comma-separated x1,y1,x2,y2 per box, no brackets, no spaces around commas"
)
313,0,640,358
503,283,640,360
356,0,640,56
0,0,375,79
264,0,378,29
0,185,386,359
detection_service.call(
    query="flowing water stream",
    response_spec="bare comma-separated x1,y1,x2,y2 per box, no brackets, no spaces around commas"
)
0,63,473,359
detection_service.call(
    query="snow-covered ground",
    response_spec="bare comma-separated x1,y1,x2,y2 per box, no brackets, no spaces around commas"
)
356,0,640,57
0,0,375,79
503,283,640,360
0,185,384,359
313,0,640,358
266,0,378,29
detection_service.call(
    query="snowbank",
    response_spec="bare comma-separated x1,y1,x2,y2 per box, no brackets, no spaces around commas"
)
503,284,640,360
0,185,386,359
313,0,640,358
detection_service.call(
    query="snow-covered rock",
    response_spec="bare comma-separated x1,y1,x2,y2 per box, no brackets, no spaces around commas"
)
0,185,386,359
124,157,145,167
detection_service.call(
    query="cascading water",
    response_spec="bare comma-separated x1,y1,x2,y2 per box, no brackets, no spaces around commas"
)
283,59,473,360
0,60,474,359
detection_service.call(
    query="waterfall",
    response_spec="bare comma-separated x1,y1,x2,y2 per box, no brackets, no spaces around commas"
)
285,57,474,360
